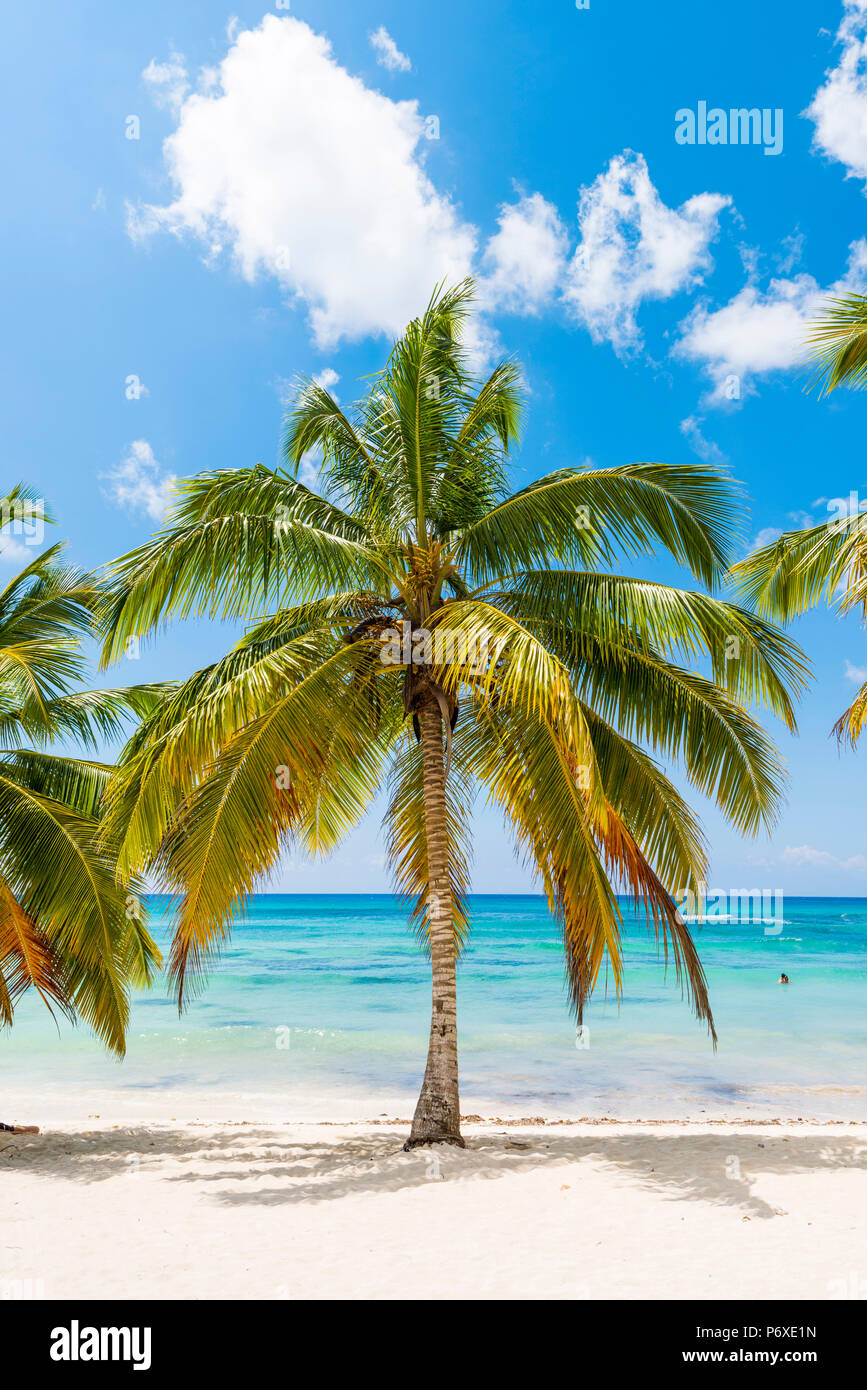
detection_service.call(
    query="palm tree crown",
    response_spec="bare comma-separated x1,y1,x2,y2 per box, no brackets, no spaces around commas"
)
731,291,867,744
0,489,160,1053
98,283,807,1142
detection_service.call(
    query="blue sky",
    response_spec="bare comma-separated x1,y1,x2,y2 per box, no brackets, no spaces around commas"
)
3,0,867,894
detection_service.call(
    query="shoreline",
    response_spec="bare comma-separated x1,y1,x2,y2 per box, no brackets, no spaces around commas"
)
5,1099,865,1127
296,1115,867,1126
27,1115,863,1126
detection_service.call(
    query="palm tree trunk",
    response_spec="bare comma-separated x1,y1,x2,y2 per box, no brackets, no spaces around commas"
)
405,697,465,1148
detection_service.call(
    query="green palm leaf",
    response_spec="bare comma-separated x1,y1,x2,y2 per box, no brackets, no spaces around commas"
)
0,529,161,1051
805,293,867,396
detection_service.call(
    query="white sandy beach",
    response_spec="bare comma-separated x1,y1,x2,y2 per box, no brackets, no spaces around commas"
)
2,1116,865,1300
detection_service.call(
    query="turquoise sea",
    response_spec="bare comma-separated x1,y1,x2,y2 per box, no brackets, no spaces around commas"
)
3,894,866,1121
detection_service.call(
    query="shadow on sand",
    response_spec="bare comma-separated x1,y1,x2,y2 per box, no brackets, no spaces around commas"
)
3,1125,865,1220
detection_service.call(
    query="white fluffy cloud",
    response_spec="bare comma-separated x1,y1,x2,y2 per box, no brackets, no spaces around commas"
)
369,26,411,73
102,440,177,519
313,367,340,398
806,1,867,188
132,19,747,373
562,151,730,352
675,238,867,404
131,16,475,350
481,192,569,314
845,658,867,683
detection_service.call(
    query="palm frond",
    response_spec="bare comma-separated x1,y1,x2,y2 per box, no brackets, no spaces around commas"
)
832,676,867,747
805,293,867,396
0,514,162,1048
152,639,396,1006
458,462,743,589
0,875,72,1023
0,765,153,1054
496,569,810,730
732,514,867,622
98,466,389,667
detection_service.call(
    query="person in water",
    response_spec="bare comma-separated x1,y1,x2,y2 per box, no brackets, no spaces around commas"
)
0,1122,39,1134
778,973,789,984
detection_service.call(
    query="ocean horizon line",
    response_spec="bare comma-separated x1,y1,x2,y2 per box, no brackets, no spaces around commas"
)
142,890,867,901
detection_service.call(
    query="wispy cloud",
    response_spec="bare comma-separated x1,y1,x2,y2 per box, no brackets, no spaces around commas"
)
782,843,867,872
369,26,411,73
679,415,724,464
274,367,340,409
747,526,783,554
142,50,189,114
298,448,323,491
775,231,805,275
102,440,177,519
845,658,867,683
0,537,35,565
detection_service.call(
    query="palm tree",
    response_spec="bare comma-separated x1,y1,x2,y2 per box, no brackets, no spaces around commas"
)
731,294,867,744
733,513,867,745
0,487,160,1054
97,283,807,1147
806,292,867,397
